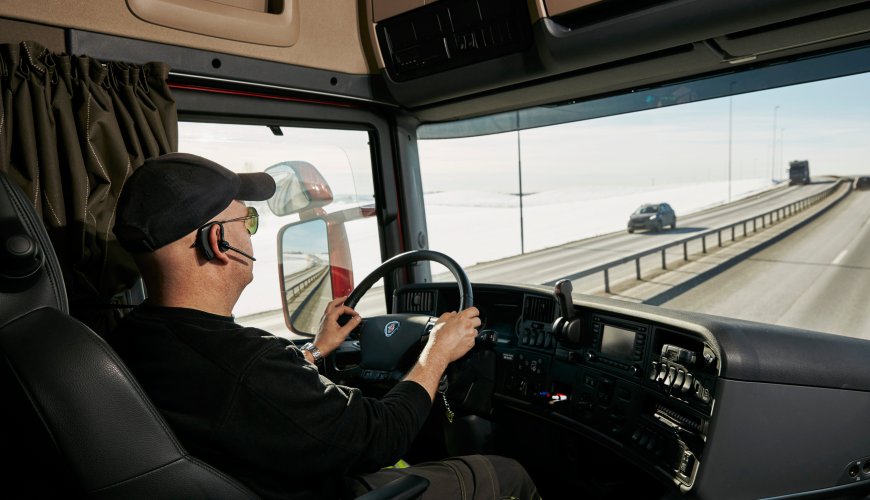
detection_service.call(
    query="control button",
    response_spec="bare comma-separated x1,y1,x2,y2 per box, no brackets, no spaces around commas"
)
631,430,641,442
650,361,659,381
679,451,696,477
664,366,676,388
694,380,712,404
646,436,657,452
674,369,686,389
681,373,694,393
656,363,668,384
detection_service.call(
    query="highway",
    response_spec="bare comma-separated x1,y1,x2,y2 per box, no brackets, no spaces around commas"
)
451,180,836,288
247,178,862,340
663,185,870,339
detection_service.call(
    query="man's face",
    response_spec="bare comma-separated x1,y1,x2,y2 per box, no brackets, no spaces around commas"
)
221,200,256,284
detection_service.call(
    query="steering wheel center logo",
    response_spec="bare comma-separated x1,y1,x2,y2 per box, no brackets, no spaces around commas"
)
384,320,400,338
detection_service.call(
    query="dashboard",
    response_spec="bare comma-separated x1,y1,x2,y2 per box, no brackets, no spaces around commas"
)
391,282,870,499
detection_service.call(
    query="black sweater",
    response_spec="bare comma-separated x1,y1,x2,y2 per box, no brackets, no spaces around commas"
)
110,304,432,499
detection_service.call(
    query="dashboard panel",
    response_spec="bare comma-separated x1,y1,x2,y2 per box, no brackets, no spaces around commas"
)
392,282,870,499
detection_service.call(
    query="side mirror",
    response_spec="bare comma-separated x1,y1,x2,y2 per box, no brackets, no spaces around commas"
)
278,216,354,335
266,161,334,217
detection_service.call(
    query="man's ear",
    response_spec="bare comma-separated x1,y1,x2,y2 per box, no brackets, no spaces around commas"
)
207,223,231,264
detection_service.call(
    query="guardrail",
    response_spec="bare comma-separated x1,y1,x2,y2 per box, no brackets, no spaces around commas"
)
285,265,329,302
544,179,850,293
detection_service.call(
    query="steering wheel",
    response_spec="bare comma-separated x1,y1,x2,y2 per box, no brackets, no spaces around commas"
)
326,249,473,383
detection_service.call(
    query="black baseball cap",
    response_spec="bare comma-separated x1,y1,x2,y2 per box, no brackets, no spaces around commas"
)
115,153,276,252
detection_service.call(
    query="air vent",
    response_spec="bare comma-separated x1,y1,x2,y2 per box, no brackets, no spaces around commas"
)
523,295,555,323
398,290,436,313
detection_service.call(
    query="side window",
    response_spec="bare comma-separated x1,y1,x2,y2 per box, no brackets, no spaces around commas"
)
177,122,383,338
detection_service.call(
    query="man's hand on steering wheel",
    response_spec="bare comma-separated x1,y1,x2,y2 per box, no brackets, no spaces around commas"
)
426,308,481,364
313,296,362,358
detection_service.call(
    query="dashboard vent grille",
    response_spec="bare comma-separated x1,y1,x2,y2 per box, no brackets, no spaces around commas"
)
399,290,435,314
524,295,554,323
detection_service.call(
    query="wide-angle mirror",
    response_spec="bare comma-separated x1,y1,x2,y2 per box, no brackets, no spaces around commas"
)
278,217,332,335
266,161,334,217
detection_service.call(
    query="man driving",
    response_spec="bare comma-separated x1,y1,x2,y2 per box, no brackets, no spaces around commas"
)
110,153,540,499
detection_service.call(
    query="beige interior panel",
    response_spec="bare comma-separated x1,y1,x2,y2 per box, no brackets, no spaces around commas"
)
545,0,606,17
209,0,267,10
126,0,299,47
0,0,372,75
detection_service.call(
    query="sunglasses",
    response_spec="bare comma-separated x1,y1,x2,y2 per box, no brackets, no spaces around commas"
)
214,206,259,235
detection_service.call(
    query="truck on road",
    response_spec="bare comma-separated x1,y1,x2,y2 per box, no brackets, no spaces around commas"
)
789,160,811,185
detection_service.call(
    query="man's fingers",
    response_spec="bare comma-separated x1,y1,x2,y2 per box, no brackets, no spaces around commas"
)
325,295,348,311
327,305,358,319
460,306,480,318
338,315,363,336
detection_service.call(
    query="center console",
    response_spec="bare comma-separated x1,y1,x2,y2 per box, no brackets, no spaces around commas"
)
496,293,720,492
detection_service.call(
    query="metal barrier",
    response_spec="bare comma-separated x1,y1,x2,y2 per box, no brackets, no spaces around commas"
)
285,265,329,302
544,179,850,293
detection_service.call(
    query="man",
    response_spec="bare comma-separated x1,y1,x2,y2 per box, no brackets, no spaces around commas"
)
111,153,540,499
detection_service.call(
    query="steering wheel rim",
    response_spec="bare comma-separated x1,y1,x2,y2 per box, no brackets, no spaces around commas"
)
344,249,473,310
330,250,473,383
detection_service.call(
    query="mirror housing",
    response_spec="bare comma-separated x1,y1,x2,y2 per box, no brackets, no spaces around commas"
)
266,161,334,217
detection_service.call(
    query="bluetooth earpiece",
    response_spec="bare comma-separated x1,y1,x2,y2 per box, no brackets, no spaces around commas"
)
195,222,256,261
196,223,220,260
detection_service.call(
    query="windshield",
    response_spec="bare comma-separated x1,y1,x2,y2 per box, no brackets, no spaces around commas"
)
635,205,659,215
417,54,870,340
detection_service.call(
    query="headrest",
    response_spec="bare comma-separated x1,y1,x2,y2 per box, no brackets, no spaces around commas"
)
0,170,68,323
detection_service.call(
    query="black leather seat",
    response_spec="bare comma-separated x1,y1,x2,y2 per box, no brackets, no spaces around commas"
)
0,170,427,499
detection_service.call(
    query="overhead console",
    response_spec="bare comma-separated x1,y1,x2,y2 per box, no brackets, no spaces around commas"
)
375,0,532,82
368,0,870,119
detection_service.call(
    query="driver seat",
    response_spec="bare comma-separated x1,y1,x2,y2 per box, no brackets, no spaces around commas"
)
0,171,258,498
0,169,428,499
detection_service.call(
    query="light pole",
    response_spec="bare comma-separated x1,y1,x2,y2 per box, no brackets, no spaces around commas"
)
779,127,788,179
516,111,524,255
728,89,733,202
771,105,779,182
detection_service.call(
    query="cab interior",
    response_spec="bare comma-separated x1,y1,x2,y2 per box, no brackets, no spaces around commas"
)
2,1,870,499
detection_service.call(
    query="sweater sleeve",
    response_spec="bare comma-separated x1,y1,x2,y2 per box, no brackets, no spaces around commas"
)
219,341,433,477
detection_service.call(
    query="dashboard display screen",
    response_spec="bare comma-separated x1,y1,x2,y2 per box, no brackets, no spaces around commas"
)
600,325,636,360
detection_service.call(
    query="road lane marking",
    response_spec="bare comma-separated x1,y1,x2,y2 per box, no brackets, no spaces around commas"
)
832,249,848,265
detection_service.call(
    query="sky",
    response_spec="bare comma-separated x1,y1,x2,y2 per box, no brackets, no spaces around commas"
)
417,72,870,193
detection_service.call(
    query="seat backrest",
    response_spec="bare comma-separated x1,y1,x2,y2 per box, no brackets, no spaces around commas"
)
0,170,257,499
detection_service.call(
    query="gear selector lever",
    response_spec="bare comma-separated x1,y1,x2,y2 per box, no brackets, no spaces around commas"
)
552,280,588,345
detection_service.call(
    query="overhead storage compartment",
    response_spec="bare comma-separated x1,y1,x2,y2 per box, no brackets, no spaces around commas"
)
371,0,870,121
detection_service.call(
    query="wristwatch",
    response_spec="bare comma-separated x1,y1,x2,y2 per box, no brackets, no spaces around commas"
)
300,342,323,363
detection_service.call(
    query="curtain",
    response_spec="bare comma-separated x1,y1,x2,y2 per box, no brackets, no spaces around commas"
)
0,40,177,333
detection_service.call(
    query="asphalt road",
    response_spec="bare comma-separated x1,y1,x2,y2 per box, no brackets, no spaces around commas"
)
451,181,836,288
662,186,870,339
